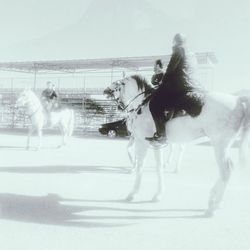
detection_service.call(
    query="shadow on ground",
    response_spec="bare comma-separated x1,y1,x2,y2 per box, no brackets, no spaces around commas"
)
0,165,132,174
0,193,207,228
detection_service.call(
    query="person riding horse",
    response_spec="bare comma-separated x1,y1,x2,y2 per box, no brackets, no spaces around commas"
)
41,81,58,111
146,33,203,144
151,59,164,86
41,81,58,125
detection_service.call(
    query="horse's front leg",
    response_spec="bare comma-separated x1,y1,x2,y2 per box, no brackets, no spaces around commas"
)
172,144,185,173
152,146,165,202
58,124,67,148
127,136,135,168
126,140,148,201
164,143,174,169
26,126,35,150
61,132,66,147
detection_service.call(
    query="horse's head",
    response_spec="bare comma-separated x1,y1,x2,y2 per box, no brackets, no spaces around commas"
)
16,89,35,107
104,75,152,110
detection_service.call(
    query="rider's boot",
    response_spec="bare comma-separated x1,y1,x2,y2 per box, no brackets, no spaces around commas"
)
145,109,177,145
145,118,167,145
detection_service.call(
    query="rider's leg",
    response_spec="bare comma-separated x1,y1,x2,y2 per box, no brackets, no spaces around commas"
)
176,92,203,117
146,93,168,142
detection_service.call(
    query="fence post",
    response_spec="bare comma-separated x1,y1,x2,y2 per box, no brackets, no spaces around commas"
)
33,64,37,90
11,78,15,128
57,77,61,93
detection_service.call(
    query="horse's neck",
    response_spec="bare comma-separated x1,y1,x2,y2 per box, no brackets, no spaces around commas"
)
26,94,41,114
126,92,145,111
127,102,151,124
126,102,155,137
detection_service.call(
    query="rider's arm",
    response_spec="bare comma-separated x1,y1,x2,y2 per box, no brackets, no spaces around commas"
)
51,91,58,99
165,47,184,75
151,75,157,86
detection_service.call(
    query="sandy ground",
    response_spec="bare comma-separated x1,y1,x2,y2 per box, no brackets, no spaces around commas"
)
0,132,250,250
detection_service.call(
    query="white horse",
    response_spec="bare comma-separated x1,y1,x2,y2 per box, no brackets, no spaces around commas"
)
16,89,75,149
104,75,250,216
127,135,185,173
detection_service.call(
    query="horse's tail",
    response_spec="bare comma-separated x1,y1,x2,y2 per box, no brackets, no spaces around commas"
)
67,109,75,137
239,96,250,168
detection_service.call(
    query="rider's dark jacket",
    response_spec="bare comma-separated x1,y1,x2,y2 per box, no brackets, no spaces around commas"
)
41,89,58,101
162,45,194,96
41,88,58,112
151,72,164,86
150,45,196,112
149,45,200,136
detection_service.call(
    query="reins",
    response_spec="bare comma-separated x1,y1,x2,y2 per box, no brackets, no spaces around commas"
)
122,86,157,114
123,91,147,113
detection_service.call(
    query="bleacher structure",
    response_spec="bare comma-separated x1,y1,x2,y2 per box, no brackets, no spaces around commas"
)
0,88,122,132
0,53,217,132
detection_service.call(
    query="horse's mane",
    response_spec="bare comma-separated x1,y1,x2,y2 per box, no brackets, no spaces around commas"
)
24,89,41,104
131,75,153,96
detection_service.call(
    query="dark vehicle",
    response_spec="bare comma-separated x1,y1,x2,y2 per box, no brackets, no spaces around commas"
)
99,119,129,138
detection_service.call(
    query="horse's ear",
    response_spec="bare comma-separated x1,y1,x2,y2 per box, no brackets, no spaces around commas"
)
24,83,32,91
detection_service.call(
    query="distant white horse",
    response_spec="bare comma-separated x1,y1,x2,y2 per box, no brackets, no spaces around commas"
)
16,89,74,149
104,75,250,216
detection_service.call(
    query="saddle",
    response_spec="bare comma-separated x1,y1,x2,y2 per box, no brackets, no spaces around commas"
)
164,109,186,121
164,91,205,122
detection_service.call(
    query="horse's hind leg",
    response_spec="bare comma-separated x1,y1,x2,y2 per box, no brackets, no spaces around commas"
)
152,146,164,202
37,127,42,150
58,124,67,148
239,126,250,168
126,140,148,201
206,140,234,216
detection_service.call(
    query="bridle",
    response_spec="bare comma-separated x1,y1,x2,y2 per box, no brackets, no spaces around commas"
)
123,91,150,113
110,80,154,114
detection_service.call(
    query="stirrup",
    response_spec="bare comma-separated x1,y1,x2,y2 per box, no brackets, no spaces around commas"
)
145,132,158,142
149,139,168,148
145,133,167,144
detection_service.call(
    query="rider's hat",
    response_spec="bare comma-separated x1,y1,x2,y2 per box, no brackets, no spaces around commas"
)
173,33,186,46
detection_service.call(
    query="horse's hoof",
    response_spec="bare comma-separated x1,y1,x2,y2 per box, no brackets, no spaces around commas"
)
152,194,162,202
130,161,136,166
128,167,136,174
204,209,214,218
173,169,179,174
126,194,135,202
58,143,66,148
163,163,168,169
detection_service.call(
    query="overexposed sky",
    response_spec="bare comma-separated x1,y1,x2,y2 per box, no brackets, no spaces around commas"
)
0,0,250,91
0,0,92,47
0,0,248,50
